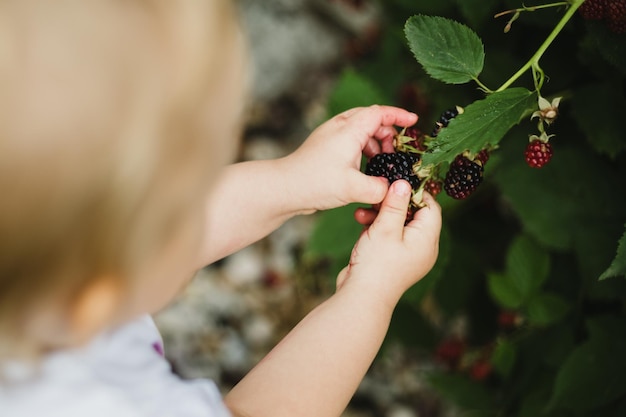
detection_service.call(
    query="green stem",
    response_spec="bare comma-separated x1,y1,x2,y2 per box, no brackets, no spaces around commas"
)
472,76,493,94
494,1,571,18
495,0,585,93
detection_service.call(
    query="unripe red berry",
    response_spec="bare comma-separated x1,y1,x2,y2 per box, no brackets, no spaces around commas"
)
434,337,466,370
469,359,492,381
525,139,553,168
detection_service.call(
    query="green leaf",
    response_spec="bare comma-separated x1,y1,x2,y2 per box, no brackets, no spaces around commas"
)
600,224,626,280
526,292,570,327
491,339,517,378
487,272,524,309
506,235,550,300
327,68,387,117
549,317,626,413
487,235,550,309
404,15,485,84
422,88,536,166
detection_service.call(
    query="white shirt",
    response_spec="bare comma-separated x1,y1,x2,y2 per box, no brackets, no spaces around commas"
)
0,316,232,417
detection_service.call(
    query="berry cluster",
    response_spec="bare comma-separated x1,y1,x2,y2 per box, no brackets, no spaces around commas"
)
443,153,485,200
364,152,421,189
579,0,626,34
364,106,494,209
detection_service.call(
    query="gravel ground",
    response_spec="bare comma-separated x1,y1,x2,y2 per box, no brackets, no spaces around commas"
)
154,1,458,416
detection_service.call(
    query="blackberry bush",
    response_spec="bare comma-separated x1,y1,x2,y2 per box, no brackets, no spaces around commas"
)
310,1,626,414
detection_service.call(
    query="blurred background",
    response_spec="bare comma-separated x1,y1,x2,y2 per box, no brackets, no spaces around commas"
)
154,1,626,416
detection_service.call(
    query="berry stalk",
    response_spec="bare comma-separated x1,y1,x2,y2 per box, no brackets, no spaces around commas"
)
495,0,586,93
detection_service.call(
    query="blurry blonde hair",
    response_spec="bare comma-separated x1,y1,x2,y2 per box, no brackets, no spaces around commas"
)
0,0,246,358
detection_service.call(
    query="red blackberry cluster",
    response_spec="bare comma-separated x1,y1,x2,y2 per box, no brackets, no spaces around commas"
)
424,179,443,197
475,148,491,166
579,0,626,34
444,154,484,200
525,139,553,168
364,152,421,189
404,126,427,151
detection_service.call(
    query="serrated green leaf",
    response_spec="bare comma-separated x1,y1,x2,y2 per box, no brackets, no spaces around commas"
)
404,15,485,84
600,224,626,280
526,292,569,326
422,88,536,166
506,235,550,299
487,272,524,309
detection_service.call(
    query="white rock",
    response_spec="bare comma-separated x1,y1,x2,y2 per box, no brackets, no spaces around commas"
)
222,246,266,287
387,405,418,417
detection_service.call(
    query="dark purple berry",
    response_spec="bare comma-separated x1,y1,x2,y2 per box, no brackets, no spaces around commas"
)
404,126,427,151
365,152,421,189
431,106,461,137
424,179,443,197
475,149,491,166
606,0,626,34
579,0,606,20
444,154,484,200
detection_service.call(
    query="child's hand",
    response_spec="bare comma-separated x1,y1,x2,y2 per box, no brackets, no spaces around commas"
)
281,105,418,213
336,180,442,307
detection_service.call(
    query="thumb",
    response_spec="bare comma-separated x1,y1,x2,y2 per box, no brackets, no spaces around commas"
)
349,173,388,204
371,180,412,234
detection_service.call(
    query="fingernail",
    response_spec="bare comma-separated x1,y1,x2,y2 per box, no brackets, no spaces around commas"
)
393,180,411,196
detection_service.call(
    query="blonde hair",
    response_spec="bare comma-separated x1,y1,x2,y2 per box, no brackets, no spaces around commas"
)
0,0,246,358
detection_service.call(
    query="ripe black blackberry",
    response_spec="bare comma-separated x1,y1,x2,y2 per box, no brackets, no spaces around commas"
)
365,152,421,189
431,106,463,137
444,154,484,200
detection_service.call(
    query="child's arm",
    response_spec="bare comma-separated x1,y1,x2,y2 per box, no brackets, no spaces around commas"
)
198,105,418,265
224,182,442,417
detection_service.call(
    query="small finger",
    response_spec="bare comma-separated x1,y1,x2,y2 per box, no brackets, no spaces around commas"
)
354,207,378,226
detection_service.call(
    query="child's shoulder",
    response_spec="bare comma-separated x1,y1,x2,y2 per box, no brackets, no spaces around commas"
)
0,316,230,417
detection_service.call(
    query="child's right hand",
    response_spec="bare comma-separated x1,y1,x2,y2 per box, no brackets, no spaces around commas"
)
336,180,442,307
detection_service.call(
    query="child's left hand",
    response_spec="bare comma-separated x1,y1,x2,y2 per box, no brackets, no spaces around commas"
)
280,105,418,213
